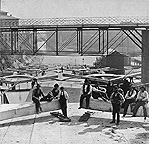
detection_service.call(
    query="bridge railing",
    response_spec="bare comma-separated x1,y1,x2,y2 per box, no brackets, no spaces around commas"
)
19,16,149,26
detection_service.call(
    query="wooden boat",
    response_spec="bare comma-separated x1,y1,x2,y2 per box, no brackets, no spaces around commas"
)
0,75,61,121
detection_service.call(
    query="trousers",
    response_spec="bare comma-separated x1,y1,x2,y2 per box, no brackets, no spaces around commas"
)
132,101,147,118
79,94,91,108
112,103,121,124
123,99,134,116
32,97,41,113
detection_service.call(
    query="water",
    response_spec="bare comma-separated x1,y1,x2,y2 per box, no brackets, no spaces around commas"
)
42,56,97,66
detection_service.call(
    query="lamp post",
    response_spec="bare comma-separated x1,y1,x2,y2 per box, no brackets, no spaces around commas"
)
0,0,1,10
82,58,84,66
75,58,76,66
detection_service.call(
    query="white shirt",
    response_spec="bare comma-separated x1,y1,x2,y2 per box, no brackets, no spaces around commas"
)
136,90,149,102
57,90,69,100
125,89,137,99
80,85,92,95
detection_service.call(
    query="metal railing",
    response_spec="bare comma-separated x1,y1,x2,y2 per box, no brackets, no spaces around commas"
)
19,16,149,26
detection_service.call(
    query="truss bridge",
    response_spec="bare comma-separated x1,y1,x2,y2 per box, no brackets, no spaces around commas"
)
0,16,149,56
0,16,149,83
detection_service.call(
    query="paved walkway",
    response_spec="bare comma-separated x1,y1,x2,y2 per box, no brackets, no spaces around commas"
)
0,103,149,144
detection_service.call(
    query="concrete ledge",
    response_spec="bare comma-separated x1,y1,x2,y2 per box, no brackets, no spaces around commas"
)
0,100,60,121
83,98,149,117
88,98,112,112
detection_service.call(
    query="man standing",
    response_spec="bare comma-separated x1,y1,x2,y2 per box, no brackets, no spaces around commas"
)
132,86,148,120
32,84,45,114
78,79,92,109
57,86,69,117
110,85,125,125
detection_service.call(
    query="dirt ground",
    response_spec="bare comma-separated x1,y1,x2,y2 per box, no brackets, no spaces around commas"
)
1,86,149,144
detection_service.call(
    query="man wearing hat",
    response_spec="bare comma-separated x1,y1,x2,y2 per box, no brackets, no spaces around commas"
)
51,83,60,98
132,86,149,120
32,84,45,114
31,78,37,89
110,85,125,125
56,86,69,117
78,79,92,109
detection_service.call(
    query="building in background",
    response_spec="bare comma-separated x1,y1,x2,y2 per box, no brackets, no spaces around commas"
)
0,10,19,75
105,51,131,74
0,10,19,27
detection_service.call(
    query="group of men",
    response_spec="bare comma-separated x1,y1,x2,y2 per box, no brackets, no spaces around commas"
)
31,77,149,126
32,82,69,117
78,78,149,125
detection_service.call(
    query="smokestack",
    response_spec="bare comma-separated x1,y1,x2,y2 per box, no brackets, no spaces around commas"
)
0,0,1,11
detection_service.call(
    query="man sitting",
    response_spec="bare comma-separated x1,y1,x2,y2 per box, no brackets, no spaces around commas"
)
132,86,149,120
78,79,92,109
122,85,137,117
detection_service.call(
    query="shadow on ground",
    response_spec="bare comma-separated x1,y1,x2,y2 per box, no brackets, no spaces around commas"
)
1,112,149,133
1,112,149,143
0,114,58,127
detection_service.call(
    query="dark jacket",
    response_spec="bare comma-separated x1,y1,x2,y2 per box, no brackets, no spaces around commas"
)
32,88,44,99
52,88,59,97
110,92,125,105
83,84,91,95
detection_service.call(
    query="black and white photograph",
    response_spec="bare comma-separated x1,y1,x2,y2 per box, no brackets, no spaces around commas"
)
0,0,149,143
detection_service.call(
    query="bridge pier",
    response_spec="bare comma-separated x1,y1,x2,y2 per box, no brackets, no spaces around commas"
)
142,30,149,83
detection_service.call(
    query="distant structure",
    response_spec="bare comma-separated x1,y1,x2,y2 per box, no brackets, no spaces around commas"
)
0,7,19,70
100,51,131,74
0,10,19,49
0,10,19,27
106,51,131,67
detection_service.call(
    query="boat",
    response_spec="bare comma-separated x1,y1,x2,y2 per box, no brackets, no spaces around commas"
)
0,76,61,121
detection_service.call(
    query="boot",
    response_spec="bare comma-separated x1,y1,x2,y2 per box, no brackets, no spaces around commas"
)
110,114,115,123
110,121,115,124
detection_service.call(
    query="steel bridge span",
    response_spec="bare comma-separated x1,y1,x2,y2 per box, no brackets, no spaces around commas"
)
0,16,149,83
0,16,149,55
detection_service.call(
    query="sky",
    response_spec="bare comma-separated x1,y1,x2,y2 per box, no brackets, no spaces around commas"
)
1,0,149,19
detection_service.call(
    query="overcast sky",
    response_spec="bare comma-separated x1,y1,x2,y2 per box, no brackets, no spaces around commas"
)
2,0,149,19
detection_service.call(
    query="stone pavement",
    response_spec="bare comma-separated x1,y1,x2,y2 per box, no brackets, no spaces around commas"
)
0,103,149,144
